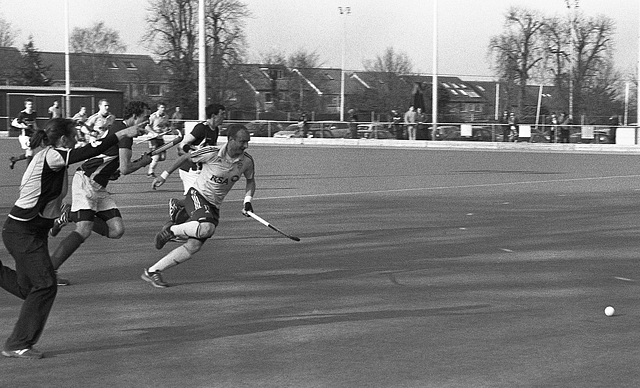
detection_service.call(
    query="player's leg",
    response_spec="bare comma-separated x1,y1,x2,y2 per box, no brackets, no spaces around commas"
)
50,172,98,272
143,189,219,288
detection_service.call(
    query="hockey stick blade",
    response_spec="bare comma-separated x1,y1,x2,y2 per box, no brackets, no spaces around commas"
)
246,211,300,241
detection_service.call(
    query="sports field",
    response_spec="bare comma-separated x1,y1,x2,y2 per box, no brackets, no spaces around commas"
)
2,139,640,387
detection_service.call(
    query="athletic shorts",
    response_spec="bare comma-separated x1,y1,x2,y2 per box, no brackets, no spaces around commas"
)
178,169,200,195
184,187,220,226
71,170,118,214
18,135,33,156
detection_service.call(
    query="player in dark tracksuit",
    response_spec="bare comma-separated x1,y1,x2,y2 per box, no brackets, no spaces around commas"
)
0,118,142,359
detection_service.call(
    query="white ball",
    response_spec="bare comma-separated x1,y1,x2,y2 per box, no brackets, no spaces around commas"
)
604,306,615,316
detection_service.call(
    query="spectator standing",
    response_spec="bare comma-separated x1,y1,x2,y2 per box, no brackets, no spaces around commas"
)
549,112,559,143
391,110,403,140
416,107,427,140
499,110,509,142
348,108,358,139
508,112,519,142
298,112,309,138
404,106,417,141
608,114,619,144
558,112,571,143
171,106,184,135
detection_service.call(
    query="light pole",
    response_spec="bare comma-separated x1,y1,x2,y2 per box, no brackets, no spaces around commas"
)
338,6,350,122
565,0,579,120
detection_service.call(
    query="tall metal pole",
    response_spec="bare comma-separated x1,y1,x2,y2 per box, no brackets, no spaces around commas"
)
339,6,350,122
431,0,438,140
198,0,206,121
64,0,71,117
637,1,640,126
565,0,578,120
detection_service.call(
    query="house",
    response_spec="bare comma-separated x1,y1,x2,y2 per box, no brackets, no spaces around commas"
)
399,74,490,123
0,47,170,105
38,51,169,104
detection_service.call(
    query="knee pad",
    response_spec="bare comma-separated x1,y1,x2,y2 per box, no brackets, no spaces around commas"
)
195,222,216,239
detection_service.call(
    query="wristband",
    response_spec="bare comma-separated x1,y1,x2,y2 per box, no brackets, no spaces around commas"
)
160,170,170,180
244,195,253,203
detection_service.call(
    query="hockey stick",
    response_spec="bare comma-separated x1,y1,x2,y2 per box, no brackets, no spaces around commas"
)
246,211,301,241
150,135,182,155
135,129,173,144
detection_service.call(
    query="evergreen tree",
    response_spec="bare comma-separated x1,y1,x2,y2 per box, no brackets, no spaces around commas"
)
18,36,51,86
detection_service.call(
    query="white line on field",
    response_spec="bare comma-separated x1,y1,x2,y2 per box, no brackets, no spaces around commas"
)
118,173,640,209
614,277,635,282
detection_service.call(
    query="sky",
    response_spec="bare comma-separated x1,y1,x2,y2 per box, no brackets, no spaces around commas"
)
0,0,638,81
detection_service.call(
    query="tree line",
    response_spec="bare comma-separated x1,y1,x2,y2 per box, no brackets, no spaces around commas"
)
489,6,627,124
0,2,631,124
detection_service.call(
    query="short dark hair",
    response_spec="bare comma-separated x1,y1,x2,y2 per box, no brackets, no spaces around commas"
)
205,103,225,119
123,101,149,120
226,124,248,139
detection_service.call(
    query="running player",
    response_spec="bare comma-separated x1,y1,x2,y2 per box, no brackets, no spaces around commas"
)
48,101,153,285
142,125,255,288
151,103,225,224
146,102,171,178
9,98,38,169
84,99,115,143
0,118,142,359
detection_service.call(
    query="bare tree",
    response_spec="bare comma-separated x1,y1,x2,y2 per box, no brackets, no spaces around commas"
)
360,47,414,119
259,49,287,66
540,12,619,122
363,46,413,74
0,14,18,47
287,49,323,69
572,13,617,119
70,22,127,54
205,0,250,103
144,0,199,117
489,7,546,117
144,0,249,117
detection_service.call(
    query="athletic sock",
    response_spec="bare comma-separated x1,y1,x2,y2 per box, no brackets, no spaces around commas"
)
50,231,85,270
170,221,200,238
149,246,192,272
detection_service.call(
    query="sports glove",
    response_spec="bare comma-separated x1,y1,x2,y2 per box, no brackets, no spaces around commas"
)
242,201,253,216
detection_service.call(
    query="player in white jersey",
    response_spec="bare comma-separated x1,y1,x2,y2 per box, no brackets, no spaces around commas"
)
141,125,255,288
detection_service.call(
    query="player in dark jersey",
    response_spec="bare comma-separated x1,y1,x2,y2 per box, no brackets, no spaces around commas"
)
151,103,224,224
0,118,143,359
9,98,38,169
48,101,153,285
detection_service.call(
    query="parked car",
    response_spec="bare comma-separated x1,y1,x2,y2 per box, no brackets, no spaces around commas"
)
357,124,393,139
273,126,335,138
245,120,285,137
309,121,351,138
433,125,493,141
273,124,302,138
